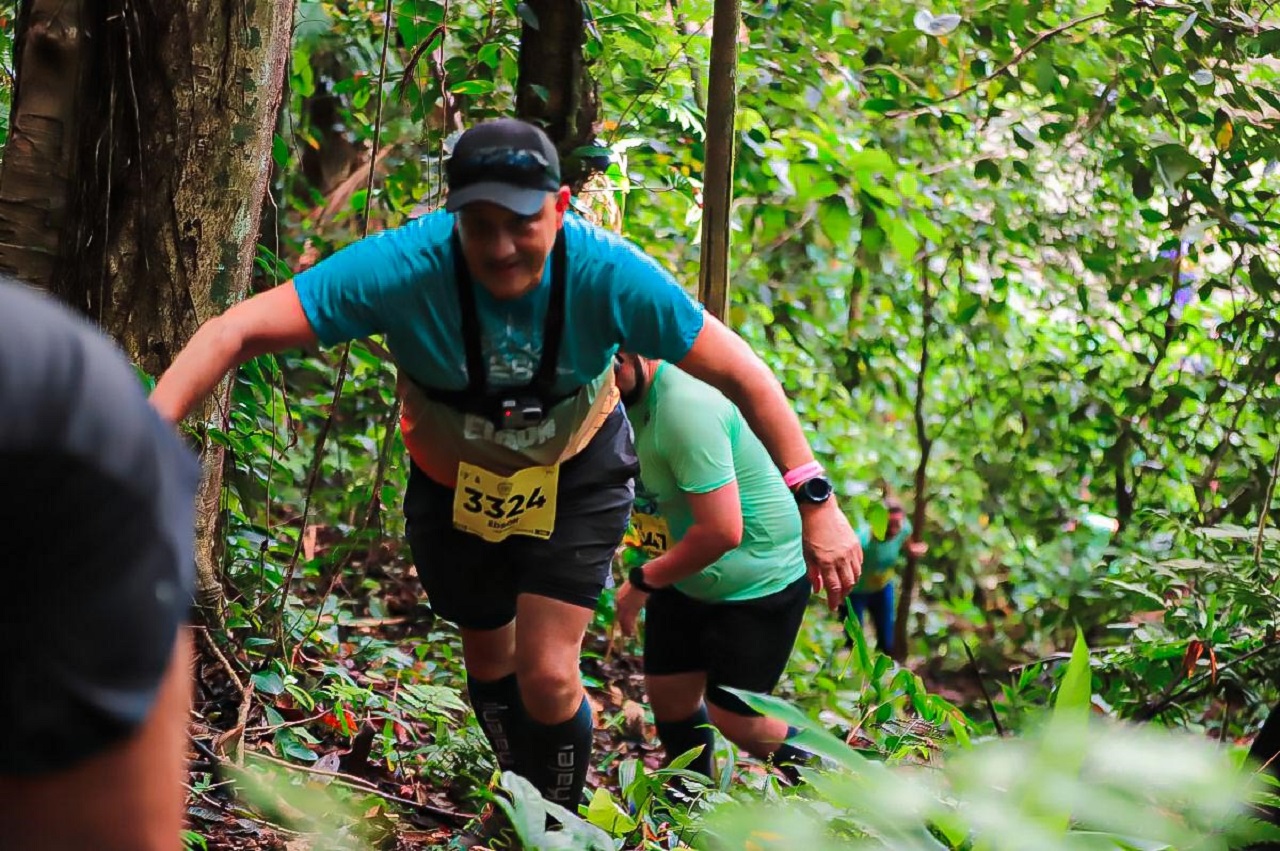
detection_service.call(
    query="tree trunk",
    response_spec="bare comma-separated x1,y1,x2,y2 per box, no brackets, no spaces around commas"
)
893,260,934,661
515,0,599,189
697,0,740,323
0,1,86,282
0,0,295,619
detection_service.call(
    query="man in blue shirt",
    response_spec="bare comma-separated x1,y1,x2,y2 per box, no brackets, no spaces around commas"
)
151,118,862,811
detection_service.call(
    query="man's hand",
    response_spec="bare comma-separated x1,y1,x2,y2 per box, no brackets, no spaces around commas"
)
615,581,649,637
801,500,862,611
906,540,927,558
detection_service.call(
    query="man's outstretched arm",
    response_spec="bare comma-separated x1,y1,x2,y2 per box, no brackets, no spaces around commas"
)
151,282,317,423
677,313,863,610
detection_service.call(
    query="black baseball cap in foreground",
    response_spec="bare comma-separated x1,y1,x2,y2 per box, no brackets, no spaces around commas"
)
445,118,562,216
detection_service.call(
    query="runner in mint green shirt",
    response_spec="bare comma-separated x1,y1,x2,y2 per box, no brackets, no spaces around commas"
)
613,354,814,786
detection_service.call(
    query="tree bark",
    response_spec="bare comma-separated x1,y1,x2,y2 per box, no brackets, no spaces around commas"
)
516,0,599,190
0,0,295,618
697,0,740,323
0,0,86,282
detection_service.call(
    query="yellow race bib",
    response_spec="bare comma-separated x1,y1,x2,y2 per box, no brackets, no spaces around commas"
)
629,512,672,558
453,462,559,542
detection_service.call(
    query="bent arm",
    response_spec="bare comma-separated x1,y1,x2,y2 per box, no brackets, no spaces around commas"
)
150,282,318,424
675,313,862,609
643,482,743,588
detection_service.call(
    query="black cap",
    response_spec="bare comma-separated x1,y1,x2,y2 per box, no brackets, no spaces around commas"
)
445,119,562,215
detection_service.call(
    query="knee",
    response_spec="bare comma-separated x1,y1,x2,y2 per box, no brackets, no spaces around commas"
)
647,683,705,723
518,663,582,724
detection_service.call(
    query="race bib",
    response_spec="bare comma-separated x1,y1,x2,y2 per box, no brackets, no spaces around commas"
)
453,462,559,542
629,512,672,558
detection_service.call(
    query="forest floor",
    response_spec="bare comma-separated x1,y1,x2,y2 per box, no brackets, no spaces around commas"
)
186,539,985,851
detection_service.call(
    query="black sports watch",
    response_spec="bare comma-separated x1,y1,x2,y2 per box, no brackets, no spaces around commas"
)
628,565,659,593
793,474,834,506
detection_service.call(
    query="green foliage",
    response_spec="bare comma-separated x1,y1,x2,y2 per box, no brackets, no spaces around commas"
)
5,0,1278,844
700,695,1272,850
206,0,1280,836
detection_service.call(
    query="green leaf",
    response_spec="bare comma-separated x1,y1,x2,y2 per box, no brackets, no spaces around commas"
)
1054,628,1092,717
724,689,871,771
1152,144,1203,188
271,134,289,169
451,79,496,95
516,2,539,30
862,98,899,114
885,218,920,261
846,602,875,680
818,199,855,245
974,158,1001,182
1032,54,1057,94
273,728,317,762
477,42,502,69
912,210,943,244
847,149,895,174
586,788,637,835
956,292,982,324
252,669,285,696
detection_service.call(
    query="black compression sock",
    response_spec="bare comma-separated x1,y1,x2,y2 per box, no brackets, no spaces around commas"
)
525,696,593,808
467,673,525,774
656,704,715,781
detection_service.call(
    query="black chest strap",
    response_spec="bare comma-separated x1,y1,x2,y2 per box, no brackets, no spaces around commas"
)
417,228,572,414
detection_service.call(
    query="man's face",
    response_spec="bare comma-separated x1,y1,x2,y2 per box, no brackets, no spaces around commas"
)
455,188,567,299
885,509,905,538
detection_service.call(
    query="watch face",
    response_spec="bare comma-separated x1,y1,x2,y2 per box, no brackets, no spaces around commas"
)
799,476,834,503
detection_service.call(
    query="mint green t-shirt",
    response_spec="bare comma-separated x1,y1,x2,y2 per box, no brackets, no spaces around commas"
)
852,520,913,592
626,363,807,602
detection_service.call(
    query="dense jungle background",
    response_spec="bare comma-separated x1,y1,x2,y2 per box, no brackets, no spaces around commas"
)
2,0,1280,848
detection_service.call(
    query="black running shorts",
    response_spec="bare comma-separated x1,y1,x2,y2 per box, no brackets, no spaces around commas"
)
0,281,198,774
404,406,638,630
643,574,810,716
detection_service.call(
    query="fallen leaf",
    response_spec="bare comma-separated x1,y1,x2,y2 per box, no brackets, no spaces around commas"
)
622,699,647,737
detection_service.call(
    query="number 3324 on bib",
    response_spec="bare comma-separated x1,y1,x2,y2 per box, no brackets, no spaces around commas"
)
452,462,559,542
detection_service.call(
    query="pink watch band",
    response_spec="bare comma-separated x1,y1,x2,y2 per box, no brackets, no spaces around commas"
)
783,461,824,489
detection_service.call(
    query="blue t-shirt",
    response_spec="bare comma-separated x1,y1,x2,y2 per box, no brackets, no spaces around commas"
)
293,211,706,479
295,211,703,394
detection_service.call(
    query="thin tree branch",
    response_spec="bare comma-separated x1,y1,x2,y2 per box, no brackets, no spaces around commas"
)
1132,641,1280,721
241,749,474,824
276,0,395,657
1257,441,1280,571
964,642,1007,737
886,12,1107,119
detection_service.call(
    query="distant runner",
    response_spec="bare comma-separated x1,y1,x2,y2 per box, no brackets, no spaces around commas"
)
844,496,925,654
